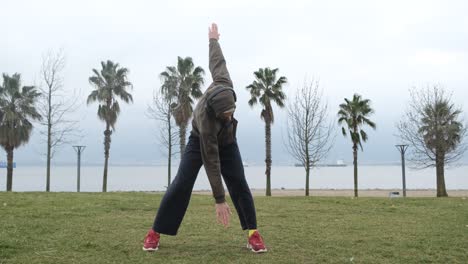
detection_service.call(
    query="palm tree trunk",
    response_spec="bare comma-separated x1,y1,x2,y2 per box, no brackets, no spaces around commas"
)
265,121,272,196
46,89,52,192
6,147,14,191
436,153,448,197
179,123,187,159
103,123,112,192
353,145,358,197
168,147,172,187
168,115,172,187
305,147,310,196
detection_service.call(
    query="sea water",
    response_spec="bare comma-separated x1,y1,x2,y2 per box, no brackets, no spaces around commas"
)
0,165,467,192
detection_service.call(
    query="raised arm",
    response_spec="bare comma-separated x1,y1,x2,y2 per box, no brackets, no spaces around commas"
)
208,23,233,88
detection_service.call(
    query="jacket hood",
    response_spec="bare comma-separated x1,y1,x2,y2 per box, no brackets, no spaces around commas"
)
209,89,236,117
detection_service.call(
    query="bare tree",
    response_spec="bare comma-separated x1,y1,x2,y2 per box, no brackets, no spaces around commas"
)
147,89,180,187
397,85,467,197
38,49,81,192
284,80,334,196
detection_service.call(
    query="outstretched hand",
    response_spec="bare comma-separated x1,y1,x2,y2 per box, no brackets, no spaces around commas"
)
215,202,232,228
209,23,220,40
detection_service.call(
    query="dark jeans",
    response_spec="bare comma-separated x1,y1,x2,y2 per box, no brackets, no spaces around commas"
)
152,134,257,235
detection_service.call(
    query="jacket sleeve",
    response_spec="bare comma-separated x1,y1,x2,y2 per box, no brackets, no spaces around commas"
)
199,119,225,203
209,39,233,88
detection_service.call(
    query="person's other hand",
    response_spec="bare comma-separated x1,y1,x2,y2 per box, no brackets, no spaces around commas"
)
209,23,220,40
215,202,232,228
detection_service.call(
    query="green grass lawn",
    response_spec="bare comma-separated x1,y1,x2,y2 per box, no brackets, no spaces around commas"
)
0,192,467,264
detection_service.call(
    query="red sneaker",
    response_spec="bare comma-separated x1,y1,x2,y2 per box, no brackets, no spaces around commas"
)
143,229,160,252
247,231,267,253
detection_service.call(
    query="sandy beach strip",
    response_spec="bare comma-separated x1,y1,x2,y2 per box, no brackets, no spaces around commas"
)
190,189,468,197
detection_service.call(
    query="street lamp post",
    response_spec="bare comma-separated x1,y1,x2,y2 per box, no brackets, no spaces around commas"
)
395,144,409,197
73,146,86,192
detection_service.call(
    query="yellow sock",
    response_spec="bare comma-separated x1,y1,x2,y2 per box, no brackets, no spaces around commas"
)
248,229,257,237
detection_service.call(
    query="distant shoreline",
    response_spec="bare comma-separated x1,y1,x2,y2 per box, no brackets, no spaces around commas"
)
3,189,466,197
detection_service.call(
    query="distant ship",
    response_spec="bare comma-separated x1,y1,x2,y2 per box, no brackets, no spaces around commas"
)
243,162,249,167
0,161,16,168
322,159,346,167
294,160,346,167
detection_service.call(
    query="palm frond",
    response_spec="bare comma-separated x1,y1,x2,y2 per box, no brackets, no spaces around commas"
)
0,73,42,148
246,67,287,122
338,94,376,151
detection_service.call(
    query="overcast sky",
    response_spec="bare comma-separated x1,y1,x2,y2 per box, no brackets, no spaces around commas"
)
2,0,468,166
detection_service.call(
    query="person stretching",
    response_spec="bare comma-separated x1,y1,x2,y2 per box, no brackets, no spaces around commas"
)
143,23,267,253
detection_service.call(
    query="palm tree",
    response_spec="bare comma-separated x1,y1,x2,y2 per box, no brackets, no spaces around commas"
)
0,73,42,191
87,60,133,192
160,56,204,157
246,68,287,196
337,94,376,197
420,98,463,197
